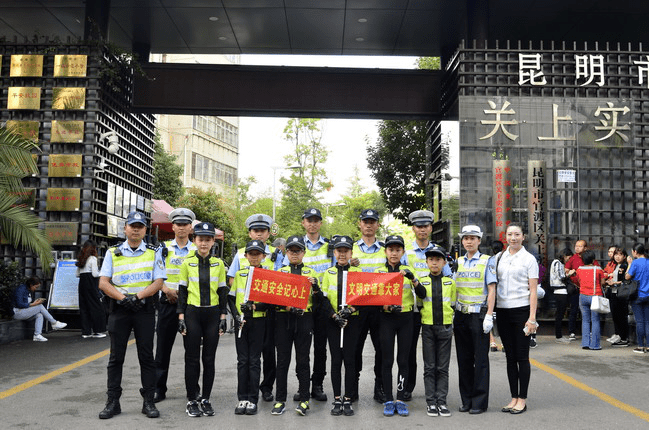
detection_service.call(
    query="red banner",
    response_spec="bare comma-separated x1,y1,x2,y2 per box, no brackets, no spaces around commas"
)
346,272,403,306
247,267,311,310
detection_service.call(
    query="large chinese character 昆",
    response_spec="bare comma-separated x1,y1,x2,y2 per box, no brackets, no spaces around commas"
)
594,102,630,142
480,100,518,141
575,55,605,87
538,104,576,141
518,53,547,86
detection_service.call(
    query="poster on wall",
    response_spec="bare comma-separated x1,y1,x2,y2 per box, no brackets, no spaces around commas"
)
44,222,78,245
107,215,119,237
46,188,81,211
52,87,86,110
107,183,116,215
122,189,131,217
48,260,79,310
114,185,123,216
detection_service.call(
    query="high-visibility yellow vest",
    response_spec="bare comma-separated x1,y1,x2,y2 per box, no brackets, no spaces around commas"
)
405,245,431,279
322,266,362,315
278,265,318,312
420,275,456,325
455,254,490,305
374,264,416,312
111,247,156,294
303,239,332,281
178,254,226,307
353,241,386,273
232,267,266,318
164,239,196,290
238,245,276,271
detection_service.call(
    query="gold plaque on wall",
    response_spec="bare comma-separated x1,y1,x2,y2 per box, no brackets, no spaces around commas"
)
9,188,36,210
51,120,84,143
49,154,82,177
10,54,43,77
53,55,88,77
52,87,86,110
6,120,39,142
44,222,79,245
46,188,81,211
7,87,41,110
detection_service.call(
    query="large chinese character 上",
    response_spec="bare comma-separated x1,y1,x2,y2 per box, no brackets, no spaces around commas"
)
538,104,576,141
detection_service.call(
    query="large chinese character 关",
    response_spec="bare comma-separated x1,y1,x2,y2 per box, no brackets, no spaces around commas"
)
518,53,547,86
575,54,605,87
538,104,576,141
634,55,649,88
594,102,630,142
480,100,519,141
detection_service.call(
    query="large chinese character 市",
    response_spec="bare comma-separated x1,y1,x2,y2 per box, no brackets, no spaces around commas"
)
346,271,402,307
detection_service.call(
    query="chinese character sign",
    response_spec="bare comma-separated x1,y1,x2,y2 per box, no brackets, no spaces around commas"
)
528,161,547,262
46,188,81,211
493,160,512,244
7,87,41,110
247,267,311,310
51,120,84,143
6,120,39,142
346,272,403,306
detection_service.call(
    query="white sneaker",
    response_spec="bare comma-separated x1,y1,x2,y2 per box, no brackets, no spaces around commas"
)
607,334,621,344
569,333,577,341
92,332,107,338
33,334,48,342
52,321,67,330
82,335,93,339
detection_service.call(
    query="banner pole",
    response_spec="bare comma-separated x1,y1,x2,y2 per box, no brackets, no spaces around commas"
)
340,271,348,349
239,267,254,339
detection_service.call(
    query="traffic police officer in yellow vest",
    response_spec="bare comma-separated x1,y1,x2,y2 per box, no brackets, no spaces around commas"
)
454,225,497,414
98,211,166,419
154,207,197,402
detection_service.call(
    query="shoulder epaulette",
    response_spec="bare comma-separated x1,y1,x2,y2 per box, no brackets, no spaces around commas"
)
378,241,385,247
323,237,330,242
146,243,159,251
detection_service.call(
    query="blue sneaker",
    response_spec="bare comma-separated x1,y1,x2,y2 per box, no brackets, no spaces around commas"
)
383,401,395,416
395,400,409,416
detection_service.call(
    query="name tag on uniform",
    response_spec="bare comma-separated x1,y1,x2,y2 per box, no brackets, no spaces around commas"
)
443,281,453,285
422,281,431,286
239,272,248,277
210,262,220,267
189,263,198,267
327,268,337,274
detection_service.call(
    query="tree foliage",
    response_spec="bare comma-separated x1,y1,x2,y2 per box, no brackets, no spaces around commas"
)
282,118,330,195
152,142,184,206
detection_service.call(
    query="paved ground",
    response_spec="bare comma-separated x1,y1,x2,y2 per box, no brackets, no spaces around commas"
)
1,328,648,429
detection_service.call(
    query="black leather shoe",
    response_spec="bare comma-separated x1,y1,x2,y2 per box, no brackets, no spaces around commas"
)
402,391,412,401
142,400,160,418
99,398,121,419
469,408,487,414
373,387,386,404
262,391,274,402
311,385,327,402
153,391,165,403
459,404,471,413
293,392,301,402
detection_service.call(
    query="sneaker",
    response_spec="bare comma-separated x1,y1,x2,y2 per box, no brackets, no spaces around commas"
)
52,321,67,330
383,401,396,417
331,399,343,416
556,337,571,344
200,398,215,416
293,392,301,402
82,334,93,339
246,402,258,415
395,400,409,416
607,334,621,344
438,403,451,417
342,399,354,416
271,402,286,415
633,347,646,354
261,391,274,402
33,334,48,342
612,340,629,347
186,400,203,417
426,404,439,417
295,401,309,416
530,337,537,348
569,333,577,341
92,332,107,338
235,400,248,415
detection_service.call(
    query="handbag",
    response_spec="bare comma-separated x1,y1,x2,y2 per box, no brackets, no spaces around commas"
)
617,279,638,301
590,268,610,314
560,276,578,296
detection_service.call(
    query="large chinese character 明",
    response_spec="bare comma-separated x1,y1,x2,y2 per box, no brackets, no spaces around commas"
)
480,100,518,141
575,55,605,87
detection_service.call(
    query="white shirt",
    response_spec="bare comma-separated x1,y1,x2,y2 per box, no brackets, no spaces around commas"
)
496,246,539,309
549,259,567,294
77,255,99,277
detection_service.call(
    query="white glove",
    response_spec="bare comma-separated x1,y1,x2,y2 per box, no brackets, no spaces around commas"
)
482,314,494,334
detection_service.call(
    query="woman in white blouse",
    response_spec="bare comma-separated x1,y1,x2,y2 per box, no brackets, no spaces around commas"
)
495,224,538,415
76,240,106,338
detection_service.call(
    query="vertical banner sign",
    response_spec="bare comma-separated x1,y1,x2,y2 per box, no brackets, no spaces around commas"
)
493,160,513,244
528,161,547,263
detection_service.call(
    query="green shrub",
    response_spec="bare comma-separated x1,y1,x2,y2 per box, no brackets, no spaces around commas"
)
0,262,25,320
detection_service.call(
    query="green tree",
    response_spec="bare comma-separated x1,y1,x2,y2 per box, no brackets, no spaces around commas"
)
0,128,52,271
152,141,184,206
416,57,441,70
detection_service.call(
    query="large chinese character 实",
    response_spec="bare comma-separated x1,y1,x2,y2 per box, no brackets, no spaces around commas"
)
575,55,605,87
518,53,547,86
480,100,518,141
594,102,630,142
538,104,576,141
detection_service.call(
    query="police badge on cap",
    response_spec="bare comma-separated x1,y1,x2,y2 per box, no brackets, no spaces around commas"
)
302,208,322,220
126,211,147,226
245,240,267,253
193,222,215,236
359,209,379,220
285,235,306,250
169,208,196,224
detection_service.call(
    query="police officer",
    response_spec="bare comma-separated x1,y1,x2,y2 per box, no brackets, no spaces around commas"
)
227,213,283,402
454,225,497,414
400,210,453,400
98,212,166,419
350,209,385,403
154,207,196,402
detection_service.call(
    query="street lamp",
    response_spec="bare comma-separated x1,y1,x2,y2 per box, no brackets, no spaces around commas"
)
272,165,300,221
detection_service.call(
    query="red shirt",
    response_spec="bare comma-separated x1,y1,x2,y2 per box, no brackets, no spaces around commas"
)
576,266,605,296
565,253,599,286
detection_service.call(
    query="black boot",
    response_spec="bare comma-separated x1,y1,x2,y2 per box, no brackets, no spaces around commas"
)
311,385,327,402
142,392,160,418
99,398,121,419
373,385,386,404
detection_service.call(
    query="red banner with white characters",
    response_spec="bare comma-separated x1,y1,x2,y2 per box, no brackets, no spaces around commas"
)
346,271,403,306
246,267,311,310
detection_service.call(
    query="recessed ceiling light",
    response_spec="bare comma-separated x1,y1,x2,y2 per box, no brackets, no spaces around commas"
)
219,36,227,41
355,37,365,42
209,16,219,21
358,18,367,23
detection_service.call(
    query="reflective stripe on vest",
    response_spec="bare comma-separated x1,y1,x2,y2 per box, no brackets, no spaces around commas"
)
164,240,196,290
374,264,416,312
111,248,156,294
420,276,455,325
278,265,317,311
180,255,225,307
303,241,331,279
405,248,430,279
456,254,490,304
322,266,361,315
353,242,386,273
238,246,275,271
233,268,266,318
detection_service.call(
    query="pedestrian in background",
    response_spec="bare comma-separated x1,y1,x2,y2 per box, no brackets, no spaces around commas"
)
604,247,629,347
549,248,574,343
626,243,649,354
12,276,67,342
576,250,606,351
76,240,106,338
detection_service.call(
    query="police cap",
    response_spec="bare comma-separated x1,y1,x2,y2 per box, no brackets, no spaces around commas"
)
193,222,216,237
245,214,273,230
169,208,196,224
285,235,306,251
359,209,379,221
331,235,353,249
126,211,147,226
409,210,434,226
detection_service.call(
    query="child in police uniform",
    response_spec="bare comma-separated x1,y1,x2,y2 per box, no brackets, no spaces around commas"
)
229,240,271,415
415,245,456,418
177,222,228,418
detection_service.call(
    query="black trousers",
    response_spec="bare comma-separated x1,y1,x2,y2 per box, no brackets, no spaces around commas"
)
405,311,422,393
259,307,276,396
106,300,156,399
554,293,568,338
78,273,106,336
183,305,220,401
326,315,360,399
454,311,490,410
355,306,383,395
496,306,531,399
568,293,580,334
236,316,266,404
275,311,313,402
610,293,630,340
421,324,453,405
154,301,179,395
310,307,328,387
379,311,413,402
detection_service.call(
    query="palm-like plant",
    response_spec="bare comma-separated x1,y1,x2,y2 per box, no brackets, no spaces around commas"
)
0,127,52,272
